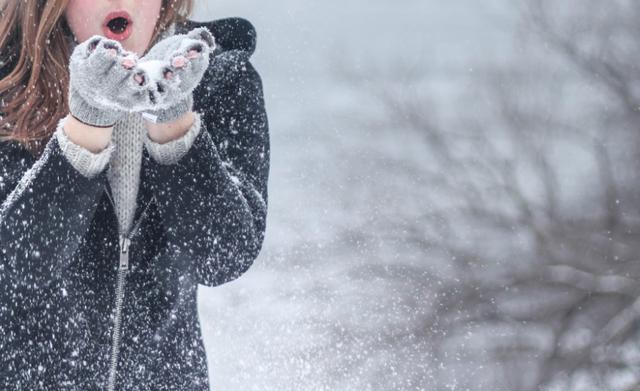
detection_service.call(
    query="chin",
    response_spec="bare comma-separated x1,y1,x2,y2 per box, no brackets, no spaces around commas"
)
119,41,144,56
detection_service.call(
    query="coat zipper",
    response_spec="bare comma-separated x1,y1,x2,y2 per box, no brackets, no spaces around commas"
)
103,184,155,391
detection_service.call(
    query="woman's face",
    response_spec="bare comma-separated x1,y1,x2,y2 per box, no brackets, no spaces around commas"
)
64,0,163,56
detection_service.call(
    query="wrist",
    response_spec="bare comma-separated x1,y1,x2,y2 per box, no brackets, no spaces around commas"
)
63,114,114,153
145,111,195,144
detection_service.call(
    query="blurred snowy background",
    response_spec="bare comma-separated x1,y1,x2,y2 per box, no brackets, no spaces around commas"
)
192,1,640,390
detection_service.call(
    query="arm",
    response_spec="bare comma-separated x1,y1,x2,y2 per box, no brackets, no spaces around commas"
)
55,114,115,178
0,119,110,296
0,34,154,290
143,51,270,287
142,110,202,165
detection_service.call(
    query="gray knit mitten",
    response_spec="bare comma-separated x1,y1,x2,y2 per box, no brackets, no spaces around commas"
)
138,27,215,123
68,36,152,127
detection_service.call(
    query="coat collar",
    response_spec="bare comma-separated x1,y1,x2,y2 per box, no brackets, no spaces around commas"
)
177,17,257,57
103,146,156,237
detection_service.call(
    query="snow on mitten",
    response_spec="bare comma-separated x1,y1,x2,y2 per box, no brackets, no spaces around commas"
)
68,36,153,127
138,27,215,124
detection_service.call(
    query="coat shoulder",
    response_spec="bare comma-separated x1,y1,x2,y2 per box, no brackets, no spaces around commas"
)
177,17,257,56
183,17,265,120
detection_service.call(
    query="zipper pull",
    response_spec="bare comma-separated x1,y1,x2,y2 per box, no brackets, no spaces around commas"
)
119,236,131,271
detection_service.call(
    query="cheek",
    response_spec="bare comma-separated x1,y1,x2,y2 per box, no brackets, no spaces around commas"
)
64,0,97,42
137,0,162,37
134,0,163,47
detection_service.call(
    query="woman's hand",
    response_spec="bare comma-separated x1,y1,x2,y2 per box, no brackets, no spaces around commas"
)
67,35,152,127
137,27,216,124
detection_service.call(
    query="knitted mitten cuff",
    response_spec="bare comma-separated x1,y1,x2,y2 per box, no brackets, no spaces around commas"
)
69,88,121,127
143,111,202,165
54,117,115,178
142,94,193,124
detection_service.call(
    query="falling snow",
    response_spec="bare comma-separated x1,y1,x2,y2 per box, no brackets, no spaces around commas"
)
0,15,267,390
2,1,633,390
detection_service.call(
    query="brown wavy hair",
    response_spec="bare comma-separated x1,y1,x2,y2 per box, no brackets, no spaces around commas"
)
0,0,194,157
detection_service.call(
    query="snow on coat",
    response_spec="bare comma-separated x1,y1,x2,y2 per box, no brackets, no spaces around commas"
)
0,17,270,390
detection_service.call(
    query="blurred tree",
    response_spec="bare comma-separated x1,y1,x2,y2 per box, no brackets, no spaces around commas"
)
342,0,640,390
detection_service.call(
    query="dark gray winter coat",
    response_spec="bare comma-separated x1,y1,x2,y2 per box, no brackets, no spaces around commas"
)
0,17,269,390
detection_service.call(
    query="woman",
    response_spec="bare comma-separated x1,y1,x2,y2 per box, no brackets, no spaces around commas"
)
0,0,270,389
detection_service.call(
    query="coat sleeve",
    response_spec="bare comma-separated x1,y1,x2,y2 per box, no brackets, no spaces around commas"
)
0,127,109,295
143,48,270,287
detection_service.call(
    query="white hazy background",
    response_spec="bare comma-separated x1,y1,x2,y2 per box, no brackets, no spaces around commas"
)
189,1,638,390
191,1,514,390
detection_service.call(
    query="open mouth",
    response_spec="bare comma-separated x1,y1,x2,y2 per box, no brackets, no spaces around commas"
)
108,17,129,33
102,11,133,41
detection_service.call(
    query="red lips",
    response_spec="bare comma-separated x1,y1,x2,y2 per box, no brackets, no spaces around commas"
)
102,11,133,41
